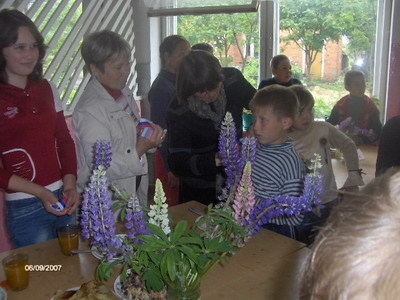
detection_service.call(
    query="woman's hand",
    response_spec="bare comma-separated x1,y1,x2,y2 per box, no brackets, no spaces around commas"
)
62,174,80,215
136,124,165,157
36,188,68,216
63,187,81,215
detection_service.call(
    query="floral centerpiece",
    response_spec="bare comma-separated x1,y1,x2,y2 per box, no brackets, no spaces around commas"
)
80,112,323,299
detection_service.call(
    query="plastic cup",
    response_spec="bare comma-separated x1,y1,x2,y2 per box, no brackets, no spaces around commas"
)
2,253,29,291
57,224,79,256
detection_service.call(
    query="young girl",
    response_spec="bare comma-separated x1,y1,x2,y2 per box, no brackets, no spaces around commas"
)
258,54,302,89
148,35,190,206
0,9,79,248
288,85,364,244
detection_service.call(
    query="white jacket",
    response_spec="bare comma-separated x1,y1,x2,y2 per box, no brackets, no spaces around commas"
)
73,78,148,206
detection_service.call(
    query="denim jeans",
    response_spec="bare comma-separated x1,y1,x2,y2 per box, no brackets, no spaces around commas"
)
5,188,75,248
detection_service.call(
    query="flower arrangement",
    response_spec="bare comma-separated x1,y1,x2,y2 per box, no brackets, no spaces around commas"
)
338,117,377,145
80,112,323,299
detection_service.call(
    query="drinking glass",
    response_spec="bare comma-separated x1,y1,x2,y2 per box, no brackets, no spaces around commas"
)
57,224,79,256
2,253,29,291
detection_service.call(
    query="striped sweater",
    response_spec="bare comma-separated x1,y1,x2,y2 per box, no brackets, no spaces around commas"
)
252,139,305,225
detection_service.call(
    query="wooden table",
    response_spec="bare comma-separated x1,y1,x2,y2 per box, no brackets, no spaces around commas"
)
332,144,378,187
0,201,309,300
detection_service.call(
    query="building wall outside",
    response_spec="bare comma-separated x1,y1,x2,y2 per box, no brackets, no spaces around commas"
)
280,38,343,81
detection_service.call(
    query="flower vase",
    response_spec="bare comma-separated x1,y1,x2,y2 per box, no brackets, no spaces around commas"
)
167,283,201,300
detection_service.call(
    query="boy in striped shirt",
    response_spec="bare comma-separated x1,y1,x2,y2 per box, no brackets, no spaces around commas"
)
250,85,305,241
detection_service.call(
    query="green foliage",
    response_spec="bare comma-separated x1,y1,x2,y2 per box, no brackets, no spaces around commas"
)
242,57,258,88
291,64,303,79
280,0,377,77
96,201,244,293
313,97,335,119
178,8,258,73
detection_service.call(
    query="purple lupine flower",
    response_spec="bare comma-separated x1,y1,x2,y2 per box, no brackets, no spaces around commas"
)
93,139,112,170
238,137,257,172
248,154,323,234
125,195,150,244
218,112,240,203
80,141,120,261
339,117,353,131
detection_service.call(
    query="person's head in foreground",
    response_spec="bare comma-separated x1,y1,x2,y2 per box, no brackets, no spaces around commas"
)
301,167,400,300
81,30,131,91
290,85,315,131
250,85,298,145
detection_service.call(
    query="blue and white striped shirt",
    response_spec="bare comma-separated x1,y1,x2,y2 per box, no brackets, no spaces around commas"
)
252,138,305,225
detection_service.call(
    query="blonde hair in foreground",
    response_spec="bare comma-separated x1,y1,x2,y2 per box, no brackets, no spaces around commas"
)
300,167,400,300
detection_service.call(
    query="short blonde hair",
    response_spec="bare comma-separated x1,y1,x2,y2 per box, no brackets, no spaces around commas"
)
301,167,400,300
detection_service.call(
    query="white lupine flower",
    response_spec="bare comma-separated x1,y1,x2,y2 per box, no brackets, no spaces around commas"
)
148,179,171,235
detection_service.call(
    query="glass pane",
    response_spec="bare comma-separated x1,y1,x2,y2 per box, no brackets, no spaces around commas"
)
279,0,378,120
178,11,259,88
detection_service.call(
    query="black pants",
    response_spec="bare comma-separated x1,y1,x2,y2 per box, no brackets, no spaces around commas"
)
180,183,218,206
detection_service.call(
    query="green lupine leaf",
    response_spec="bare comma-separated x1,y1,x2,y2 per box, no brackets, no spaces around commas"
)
142,269,164,292
146,223,169,242
177,245,199,263
170,220,187,244
178,236,203,246
166,249,176,281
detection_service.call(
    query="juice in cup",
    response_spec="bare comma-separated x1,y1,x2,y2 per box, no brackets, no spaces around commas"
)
57,225,79,255
2,253,29,291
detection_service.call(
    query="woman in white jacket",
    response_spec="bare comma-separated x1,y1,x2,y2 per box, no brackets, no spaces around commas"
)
73,30,164,206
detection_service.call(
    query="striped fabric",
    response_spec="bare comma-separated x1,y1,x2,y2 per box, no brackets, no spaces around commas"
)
252,139,305,226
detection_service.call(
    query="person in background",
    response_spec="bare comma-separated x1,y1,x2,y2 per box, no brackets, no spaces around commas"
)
73,30,164,207
249,85,305,241
288,85,364,244
0,9,79,248
148,35,190,206
167,50,248,205
192,43,256,138
258,54,302,89
376,115,400,176
327,70,382,145
300,168,400,300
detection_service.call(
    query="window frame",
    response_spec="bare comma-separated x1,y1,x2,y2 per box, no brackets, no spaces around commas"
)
147,0,260,17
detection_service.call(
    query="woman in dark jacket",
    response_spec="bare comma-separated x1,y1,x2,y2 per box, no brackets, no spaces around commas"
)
167,50,252,205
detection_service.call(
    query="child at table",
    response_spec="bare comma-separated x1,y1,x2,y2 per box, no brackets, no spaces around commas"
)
258,55,302,89
327,70,382,145
288,85,364,244
250,85,305,241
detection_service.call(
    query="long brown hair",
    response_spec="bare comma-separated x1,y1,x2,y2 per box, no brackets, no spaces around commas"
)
0,9,47,83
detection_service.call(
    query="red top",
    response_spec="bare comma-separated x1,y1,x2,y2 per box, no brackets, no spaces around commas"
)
0,80,77,192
